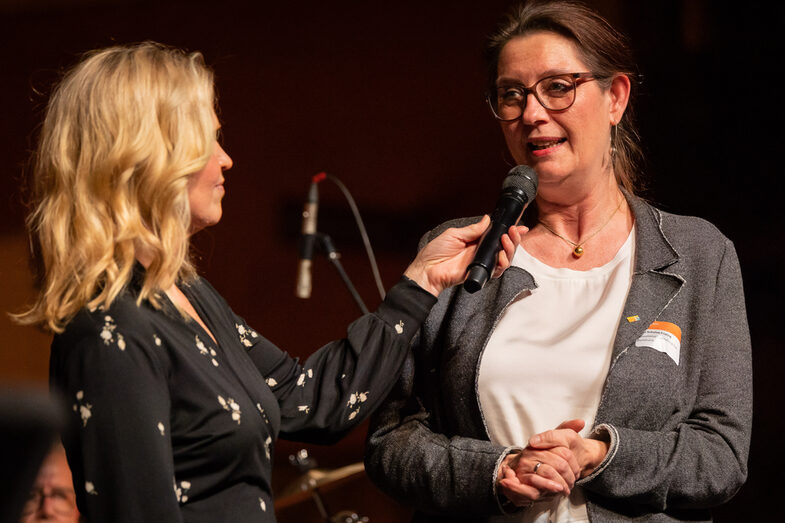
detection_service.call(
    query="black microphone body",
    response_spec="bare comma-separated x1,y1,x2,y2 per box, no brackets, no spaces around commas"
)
464,166,538,294
295,182,319,298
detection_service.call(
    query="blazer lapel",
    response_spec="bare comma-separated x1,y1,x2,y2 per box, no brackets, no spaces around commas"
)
442,266,536,439
609,196,684,368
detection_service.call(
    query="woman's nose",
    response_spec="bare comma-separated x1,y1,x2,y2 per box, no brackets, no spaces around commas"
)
520,92,548,125
216,143,233,171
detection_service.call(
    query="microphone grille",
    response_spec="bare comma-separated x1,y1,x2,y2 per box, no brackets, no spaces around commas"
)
502,165,538,201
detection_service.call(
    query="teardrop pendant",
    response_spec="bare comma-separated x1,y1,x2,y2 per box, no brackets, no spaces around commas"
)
573,246,584,257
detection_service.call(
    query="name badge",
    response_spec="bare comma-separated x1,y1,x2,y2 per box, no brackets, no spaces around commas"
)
635,321,682,365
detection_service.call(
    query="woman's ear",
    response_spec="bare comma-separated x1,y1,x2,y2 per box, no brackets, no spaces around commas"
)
608,74,631,124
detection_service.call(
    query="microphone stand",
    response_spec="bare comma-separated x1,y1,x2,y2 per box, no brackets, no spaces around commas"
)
314,232,369,315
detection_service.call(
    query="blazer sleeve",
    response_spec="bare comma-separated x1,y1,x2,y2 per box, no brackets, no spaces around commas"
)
244,277,437,443
364,347,519,517
580,239,753,510
50,313,183,523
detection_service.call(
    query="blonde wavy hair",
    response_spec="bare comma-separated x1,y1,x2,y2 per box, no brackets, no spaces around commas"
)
16,41,217,333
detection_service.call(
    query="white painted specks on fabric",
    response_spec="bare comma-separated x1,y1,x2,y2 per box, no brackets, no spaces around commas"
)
347,391,369,420
73,390,92,427
218,395,241,424
256,403,270,425
100,315,125,350
174,478,191,504
236,322,260,348
195,335,219,367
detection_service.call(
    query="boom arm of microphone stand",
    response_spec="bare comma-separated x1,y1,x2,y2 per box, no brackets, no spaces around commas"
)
315,233,370,315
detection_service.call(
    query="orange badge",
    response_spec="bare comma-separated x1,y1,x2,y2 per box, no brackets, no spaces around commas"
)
647,321,682,342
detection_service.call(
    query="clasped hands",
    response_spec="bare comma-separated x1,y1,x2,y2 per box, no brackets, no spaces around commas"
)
497,419,609,508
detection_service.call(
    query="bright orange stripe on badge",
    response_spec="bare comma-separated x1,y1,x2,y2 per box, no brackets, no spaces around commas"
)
648,321,682,342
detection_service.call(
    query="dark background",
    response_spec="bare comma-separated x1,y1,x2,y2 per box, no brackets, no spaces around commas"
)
1,1,781,521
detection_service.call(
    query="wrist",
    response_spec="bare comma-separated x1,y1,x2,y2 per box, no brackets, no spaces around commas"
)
495,450,524,514
403,265,441,296
580,438,609,478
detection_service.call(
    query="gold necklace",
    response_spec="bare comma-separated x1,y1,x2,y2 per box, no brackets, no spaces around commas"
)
537,197,625,258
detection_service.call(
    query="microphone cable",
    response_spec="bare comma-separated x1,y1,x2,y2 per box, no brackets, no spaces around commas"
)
313,172,386,301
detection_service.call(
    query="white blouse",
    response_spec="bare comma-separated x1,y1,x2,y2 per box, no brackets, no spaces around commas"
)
480,226,635,523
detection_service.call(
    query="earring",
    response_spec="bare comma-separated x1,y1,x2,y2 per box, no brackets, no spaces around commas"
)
610,123,618,159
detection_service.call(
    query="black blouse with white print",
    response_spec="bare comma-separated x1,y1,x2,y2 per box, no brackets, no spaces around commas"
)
50,266,436,522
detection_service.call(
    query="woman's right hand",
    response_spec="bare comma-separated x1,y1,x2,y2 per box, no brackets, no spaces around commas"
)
497,445,580,506
527,419,609,480
496,419,585,507
404,215,527,296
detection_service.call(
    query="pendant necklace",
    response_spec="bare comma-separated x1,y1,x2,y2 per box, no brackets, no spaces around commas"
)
537,197,625,258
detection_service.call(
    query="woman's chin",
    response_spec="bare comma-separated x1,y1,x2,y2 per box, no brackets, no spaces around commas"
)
528,166,571,186
189,213,222,234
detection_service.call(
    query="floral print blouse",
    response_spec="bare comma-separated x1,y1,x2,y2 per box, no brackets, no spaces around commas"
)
50,270,435,522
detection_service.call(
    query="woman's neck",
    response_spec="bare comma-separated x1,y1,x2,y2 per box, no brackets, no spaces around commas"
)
522,174,634,270
135,240,153,269
535,175,623,239
135,247,218,344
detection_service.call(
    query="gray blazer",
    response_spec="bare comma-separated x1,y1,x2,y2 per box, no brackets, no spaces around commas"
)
365,195,752,522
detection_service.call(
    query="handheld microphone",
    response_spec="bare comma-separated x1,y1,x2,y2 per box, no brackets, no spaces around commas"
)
295,172,326,298
464,165,538,294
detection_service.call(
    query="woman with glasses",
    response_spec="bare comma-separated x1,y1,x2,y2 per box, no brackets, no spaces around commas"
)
15,42,523,522
365,1,751,521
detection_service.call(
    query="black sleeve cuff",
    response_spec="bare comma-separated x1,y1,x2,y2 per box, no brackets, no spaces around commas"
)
374,276,438,344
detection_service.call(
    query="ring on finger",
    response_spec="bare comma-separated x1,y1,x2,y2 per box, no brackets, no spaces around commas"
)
533,461,542,474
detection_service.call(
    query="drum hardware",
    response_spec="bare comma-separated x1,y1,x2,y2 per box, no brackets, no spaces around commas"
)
330,510,369,523
276,449,370,522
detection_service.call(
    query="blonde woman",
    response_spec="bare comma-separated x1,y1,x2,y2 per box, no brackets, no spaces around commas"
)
17,42,525,522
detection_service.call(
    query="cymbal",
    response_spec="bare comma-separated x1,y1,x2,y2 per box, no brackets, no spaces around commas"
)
274,462,365,510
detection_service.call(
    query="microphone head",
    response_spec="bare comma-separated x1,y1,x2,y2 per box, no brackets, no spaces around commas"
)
502,165,538,202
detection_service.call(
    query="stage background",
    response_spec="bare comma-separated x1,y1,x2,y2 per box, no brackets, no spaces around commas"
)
1,1,781,521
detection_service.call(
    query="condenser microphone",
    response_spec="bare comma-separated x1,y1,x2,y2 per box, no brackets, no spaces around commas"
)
295,173,325,298
464,165,538,294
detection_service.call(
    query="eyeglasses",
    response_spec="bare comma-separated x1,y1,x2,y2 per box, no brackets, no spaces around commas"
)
486,72,603,121
21,487,77,516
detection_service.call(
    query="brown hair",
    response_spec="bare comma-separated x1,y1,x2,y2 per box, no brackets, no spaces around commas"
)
486,0,644,194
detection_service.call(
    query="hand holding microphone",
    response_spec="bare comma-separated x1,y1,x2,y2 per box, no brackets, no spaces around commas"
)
404,166,536,296
403,216,520,296
300,166,536,300
464,165,538,293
